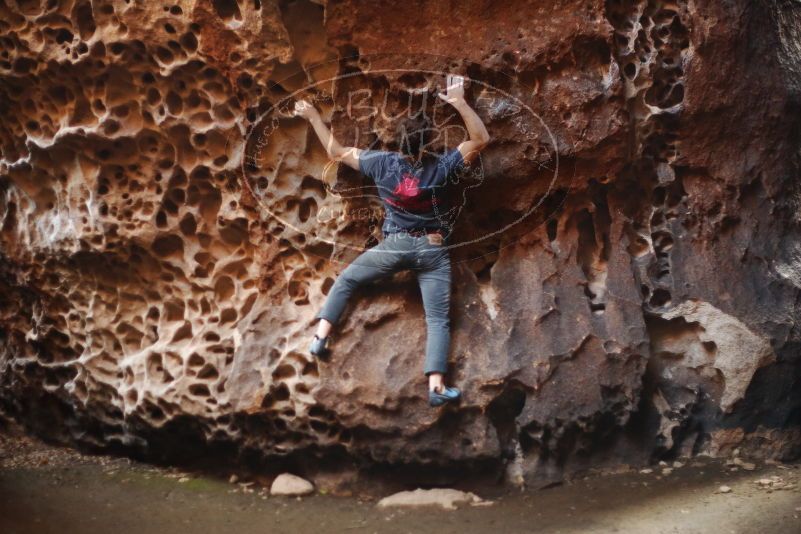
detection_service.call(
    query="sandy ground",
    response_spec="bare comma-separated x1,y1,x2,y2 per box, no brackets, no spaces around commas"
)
1,424,800,534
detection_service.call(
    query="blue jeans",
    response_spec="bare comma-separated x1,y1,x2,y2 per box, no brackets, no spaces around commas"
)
315,231,452,375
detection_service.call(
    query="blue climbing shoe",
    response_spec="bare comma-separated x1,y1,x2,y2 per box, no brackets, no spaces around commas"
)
429,386,461,407
309,335,329,357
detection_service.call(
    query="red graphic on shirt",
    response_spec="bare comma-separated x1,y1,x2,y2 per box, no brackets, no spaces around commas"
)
385,173,432,212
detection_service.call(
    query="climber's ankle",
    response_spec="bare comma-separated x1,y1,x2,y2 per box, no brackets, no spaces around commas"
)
428,372,444,393
315,318,333,339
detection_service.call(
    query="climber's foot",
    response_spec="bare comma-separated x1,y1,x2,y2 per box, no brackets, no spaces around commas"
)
429,386,461,407
309,334,330,358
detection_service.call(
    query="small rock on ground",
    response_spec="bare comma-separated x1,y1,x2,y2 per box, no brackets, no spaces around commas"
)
377,488,484,510
270,473,314,496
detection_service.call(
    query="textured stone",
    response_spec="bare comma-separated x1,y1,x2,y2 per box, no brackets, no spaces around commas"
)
0,0,799,487
653,299,776,413
376,488,483,510
270,473,314,496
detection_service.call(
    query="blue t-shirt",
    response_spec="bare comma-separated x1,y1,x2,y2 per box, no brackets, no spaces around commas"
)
358,148,465,237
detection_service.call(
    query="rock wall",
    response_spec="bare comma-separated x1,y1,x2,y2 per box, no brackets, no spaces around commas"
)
1,0,800,487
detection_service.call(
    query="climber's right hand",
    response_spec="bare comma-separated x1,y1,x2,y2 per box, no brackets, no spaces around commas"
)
437,74,466,106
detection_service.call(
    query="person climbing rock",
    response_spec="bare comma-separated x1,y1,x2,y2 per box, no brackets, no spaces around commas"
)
293,74,490,407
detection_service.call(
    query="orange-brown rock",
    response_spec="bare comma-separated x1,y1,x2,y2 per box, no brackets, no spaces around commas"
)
0,0,799,487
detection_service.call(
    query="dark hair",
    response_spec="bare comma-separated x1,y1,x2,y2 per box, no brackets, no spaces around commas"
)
393,115,432,158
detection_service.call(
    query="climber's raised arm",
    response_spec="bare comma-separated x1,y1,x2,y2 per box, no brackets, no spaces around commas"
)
438,74,490,165
293,100,361,171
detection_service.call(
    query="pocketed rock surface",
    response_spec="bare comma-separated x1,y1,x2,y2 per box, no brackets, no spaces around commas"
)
0,0,800,486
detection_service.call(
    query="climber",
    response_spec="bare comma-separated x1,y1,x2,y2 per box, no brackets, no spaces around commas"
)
293,74,490,407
